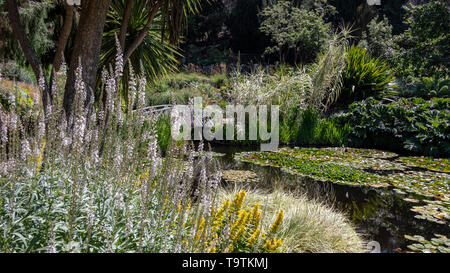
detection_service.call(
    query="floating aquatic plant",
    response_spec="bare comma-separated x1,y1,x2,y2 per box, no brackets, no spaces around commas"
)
411,200,450,225
222,170,260,184
405,234,450,253
400,156,449,173
235,147,450,228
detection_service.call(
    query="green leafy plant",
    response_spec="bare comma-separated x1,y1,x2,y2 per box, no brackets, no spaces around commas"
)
415,73,450,98
392,1,450,78
359,15,394,60
336,97,450,157
156,113,171,153
405,234,450,253
338,45,395,105
259,0,330,64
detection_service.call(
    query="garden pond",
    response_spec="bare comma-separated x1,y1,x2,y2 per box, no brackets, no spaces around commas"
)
211,145,450,253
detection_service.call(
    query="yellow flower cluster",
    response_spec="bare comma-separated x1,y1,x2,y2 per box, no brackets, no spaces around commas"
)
178,199,192,213
247,227,261,246
135,171,158,189
191,190,284,253
230,209,249,241
213,200,229,231
269,209,284,234
195,217,206,241
263,238,283,253
231,190,246,212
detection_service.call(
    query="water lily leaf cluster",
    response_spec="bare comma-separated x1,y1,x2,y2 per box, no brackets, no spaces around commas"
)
404,234,450,253
235,147,450,227
222,170,260,184
400,156,449,173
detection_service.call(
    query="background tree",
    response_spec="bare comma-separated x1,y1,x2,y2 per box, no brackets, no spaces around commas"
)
0,0,56,69
227,0,268,56
259,0,330,64
185,0,227,46
359,15,394,60
393,0,450,77
5,0,200,119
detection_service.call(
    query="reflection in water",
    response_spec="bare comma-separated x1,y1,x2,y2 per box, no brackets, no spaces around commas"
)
212,145,450,253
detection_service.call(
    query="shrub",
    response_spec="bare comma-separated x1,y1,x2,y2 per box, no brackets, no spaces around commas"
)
0,80,40,119
336,97,450,157
402,73,450,99
314,118,350,147
359,15,394,60
296,108,320,144
149,72,225,106
198,190,285,253
338,45,395,105
288,108,350,147
259,0,330,63
392,1,450,78
0,62,34,84
228,30,350,112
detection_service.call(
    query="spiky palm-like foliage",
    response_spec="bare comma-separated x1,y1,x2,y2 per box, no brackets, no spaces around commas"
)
101,0,181,85
339,44,395,105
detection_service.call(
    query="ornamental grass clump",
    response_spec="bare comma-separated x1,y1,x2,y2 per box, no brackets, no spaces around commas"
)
227,30,350,114
218,188,365,253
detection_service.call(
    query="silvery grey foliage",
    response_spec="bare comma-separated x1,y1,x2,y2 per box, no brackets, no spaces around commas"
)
0,58,223,253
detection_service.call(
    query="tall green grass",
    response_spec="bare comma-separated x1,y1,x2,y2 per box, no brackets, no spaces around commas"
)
156,114,171,153
280,108,350,146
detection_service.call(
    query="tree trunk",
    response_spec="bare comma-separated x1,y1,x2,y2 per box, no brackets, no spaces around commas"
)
119,0,134,51
53,4,74,73
5,0,50,110
63,0,112,119
124,0,162,61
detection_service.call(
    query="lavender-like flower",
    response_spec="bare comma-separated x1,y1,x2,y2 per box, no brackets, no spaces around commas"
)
38,71,46,93
126,215,134,234
114,35,124,81
0,113,8,143
113,142,123,169
72,114,86,149
128,66,137,111
8,93,15,109
21,139,31,161
9,113,18,131
37,120,45,140
137,77,146,110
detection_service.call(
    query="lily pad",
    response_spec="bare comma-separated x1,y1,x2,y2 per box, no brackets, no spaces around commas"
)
222,170,259,183
405,234,450,253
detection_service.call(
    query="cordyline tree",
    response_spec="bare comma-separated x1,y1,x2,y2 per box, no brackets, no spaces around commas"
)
6,0,200,119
